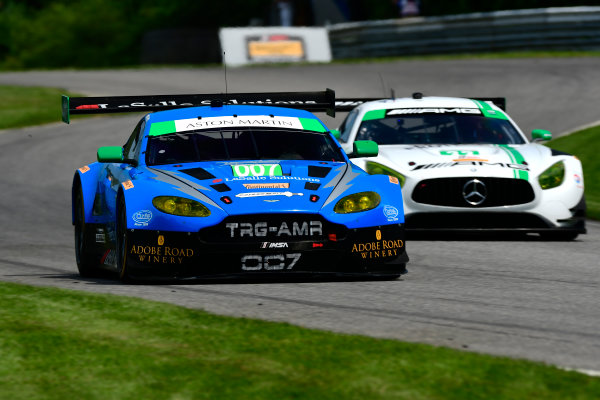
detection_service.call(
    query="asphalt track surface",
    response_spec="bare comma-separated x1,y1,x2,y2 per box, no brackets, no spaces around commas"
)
1,58,599,373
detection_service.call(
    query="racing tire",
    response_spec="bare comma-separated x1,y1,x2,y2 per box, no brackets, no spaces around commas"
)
116,196,133,283
74,188,100,277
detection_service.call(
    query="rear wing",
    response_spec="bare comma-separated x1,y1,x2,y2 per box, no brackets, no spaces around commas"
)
471,97,506,111
334,96,506,112
61,89,336,123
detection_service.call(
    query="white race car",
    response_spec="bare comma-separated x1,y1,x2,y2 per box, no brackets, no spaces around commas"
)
335,93,586,240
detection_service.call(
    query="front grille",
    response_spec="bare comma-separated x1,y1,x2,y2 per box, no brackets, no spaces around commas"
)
199,214,348,243
412,177,534,207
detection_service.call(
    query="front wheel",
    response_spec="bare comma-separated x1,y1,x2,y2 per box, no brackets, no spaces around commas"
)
116,196,133,283
74,188,99,277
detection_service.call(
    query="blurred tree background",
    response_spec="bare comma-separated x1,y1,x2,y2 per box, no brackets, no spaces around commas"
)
1,0,598,69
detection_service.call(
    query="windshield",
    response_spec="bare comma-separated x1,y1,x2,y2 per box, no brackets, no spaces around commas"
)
146,128,345,166
356,114,526,145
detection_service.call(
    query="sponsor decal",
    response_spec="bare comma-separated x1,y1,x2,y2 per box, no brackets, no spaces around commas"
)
235,191,303,198
149,116,305,136
440,150,480,156
247,34,305,62
574,174,583,188
232,163,282,177
78,165,90,174
122,180,134,190
158,235,164,246
101,250,117,266
351,238,404,260
241,253,301,271
376,229,382,240
132,210,152,227
411,161,529,173
226,221,322,238
388,176,399,185
383,205,399,222
130,244,194,265
76,104,102,110
387,108,481,116
452,157,489,162
260,242,288,248
243,183,290,189
95,228,106,243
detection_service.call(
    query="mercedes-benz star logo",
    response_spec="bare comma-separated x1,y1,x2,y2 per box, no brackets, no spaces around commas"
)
462,179,487,206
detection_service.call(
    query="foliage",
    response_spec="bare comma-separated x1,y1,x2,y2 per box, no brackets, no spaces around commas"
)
2,0,599,69
0,85,80,129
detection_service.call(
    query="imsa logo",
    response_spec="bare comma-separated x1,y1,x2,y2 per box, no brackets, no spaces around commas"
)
260,242,289,249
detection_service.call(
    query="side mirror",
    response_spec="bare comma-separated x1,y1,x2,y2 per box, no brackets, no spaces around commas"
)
97,146,124,163
97,146,138,166
330,129,341,140
349,140,379,158
532,129,552,141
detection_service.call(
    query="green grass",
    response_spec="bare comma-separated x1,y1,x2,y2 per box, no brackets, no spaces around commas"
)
545,126,600,220
0,281,598,400
0,85,79,129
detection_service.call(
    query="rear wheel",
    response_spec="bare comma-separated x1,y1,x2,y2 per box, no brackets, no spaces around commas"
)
74,188,99,277
116,196,132,283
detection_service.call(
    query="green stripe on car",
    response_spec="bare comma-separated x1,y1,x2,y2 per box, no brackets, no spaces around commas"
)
149,121,176,136
362,109,387,121
497,145,529,180
473,100,508,120
299,118,326,132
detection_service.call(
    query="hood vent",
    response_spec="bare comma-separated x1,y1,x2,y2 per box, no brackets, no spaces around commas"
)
181,167,215,180
210,183,231,192
308,166,331,178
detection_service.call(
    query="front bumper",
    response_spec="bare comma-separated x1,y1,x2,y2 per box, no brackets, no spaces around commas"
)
125,223,408,280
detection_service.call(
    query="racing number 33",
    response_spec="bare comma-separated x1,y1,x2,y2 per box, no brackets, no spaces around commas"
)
241,253,301,271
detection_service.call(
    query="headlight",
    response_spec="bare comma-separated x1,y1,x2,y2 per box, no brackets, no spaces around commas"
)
334,192,381,214
365,161,406,187
538,161,565,190
152,196,211,217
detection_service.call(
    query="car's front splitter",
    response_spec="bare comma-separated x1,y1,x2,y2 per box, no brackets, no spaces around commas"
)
124,223,408,280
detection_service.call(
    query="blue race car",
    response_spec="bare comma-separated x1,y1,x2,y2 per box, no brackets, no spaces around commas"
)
64,90,408,282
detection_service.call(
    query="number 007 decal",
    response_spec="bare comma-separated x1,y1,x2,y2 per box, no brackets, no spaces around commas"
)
241,253,301,271
232,164,282,177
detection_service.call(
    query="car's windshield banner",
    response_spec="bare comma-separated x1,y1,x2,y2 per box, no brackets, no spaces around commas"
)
149,116,315,136
386,108,482,116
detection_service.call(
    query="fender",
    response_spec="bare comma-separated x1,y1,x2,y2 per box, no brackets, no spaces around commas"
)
72,162,104,225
